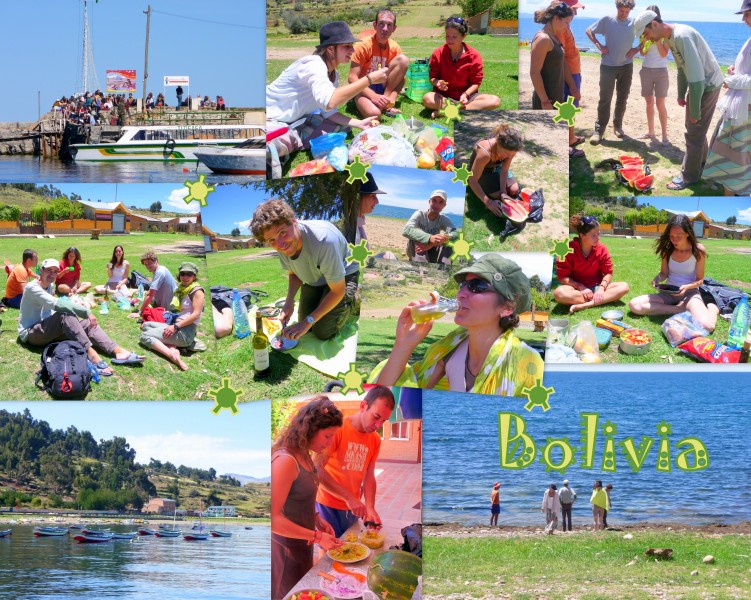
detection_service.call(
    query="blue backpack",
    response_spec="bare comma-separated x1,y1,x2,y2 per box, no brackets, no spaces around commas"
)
35,340,91,400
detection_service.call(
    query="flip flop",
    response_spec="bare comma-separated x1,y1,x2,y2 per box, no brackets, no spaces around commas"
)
569,147,586,159
666,176,688,191
111,352,146,365
571,136,585,147
95,360,114,377
383,107,401,117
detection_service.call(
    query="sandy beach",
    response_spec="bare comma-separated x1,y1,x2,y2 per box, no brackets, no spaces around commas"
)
364,214,413,257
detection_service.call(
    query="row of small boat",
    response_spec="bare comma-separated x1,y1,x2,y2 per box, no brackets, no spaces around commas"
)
22,525,233,543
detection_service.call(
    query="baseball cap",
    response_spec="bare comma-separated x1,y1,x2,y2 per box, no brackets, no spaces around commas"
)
41,258,61,270
562,0,585,8
360,172,386,195
563,479,569,484
430,190,448,201
634,9,658,39
454,253,532,313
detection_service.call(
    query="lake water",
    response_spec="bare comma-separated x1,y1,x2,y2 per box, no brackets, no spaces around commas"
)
0,523,270,599
423,371,751,526
0,156,263,184
519,16,750,67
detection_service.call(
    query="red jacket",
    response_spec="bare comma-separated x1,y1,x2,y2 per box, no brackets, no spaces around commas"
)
555,238,613,289
429,43,484,101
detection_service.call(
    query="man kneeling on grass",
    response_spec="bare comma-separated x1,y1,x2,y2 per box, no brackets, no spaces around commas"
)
19,259,145,377
250,198,359,342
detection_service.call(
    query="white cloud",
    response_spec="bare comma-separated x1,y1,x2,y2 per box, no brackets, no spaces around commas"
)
129,432,269,477
234,218,252,233
738,208,751,224
165,187,197,212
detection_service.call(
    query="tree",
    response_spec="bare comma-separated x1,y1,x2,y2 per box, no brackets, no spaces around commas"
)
149,201,162,214
231,227,241,237
726,215,737,226
205,490,221,507
457,0,494,18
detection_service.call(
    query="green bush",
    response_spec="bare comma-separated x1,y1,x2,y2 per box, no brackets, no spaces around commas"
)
492,0,518,20
457,0,494,17
0,204,20,222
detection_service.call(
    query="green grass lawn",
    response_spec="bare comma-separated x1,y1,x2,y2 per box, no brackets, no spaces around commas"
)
205,248,333,400
0,233,232,400
551,236,751,364
267,35,518,174
425,531,751,599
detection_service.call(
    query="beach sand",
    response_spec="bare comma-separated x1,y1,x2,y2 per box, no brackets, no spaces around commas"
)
364,214,414,258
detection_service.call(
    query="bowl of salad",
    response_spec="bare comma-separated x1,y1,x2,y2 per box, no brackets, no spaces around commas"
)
620,328,652,355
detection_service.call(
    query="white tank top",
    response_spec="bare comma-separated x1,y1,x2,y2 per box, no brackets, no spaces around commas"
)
642,41,668,69
445,338,472,392
667,253,697,287
107,261,128,285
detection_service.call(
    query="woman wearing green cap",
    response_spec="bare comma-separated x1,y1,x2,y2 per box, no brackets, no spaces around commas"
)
369,253,544,395
139,262,205,371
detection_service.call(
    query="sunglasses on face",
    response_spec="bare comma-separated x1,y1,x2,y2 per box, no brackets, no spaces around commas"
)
178,271,194,277
459,278,495,294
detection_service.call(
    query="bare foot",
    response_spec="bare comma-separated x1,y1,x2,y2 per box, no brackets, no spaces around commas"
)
168,347,189,371
569,303,590,314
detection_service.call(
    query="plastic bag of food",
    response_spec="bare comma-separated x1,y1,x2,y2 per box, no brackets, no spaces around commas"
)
677,337,740,363
567,320,601,360
415,127,439,154
661,311,710,347
526,188,545,223
545,343,582,363
288,157,335,178
349,125,416,168
309,131,347,159
392,114,408,138
327,144,348,171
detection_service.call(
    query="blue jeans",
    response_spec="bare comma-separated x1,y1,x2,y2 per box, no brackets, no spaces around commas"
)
316,502,358,538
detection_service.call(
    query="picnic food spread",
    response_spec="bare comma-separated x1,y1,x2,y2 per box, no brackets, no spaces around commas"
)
326,542,370,563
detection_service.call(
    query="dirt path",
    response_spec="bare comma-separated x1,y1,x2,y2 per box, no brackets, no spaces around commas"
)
148,240,205,255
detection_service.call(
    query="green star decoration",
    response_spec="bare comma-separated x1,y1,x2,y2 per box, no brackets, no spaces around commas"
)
347,240,374,268
522,379,555,412
656,421,672,437
446,231,474,261
550,238,574,262
344,155,371,184
452,163,473,186
209,378,243,415
552,96,582,127
184,174,216,207
443,100,462,125
337,363,367,395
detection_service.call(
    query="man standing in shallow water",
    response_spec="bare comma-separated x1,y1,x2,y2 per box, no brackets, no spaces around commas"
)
490,482,501,526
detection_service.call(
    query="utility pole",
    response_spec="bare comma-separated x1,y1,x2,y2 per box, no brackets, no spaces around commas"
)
142,5,151,109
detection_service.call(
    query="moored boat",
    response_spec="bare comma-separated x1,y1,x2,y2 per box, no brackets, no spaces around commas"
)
74,532,114,543
0,529,12,537
82,528,111,536
194,137,265,175
70,124,264,162
209,530,232,538
155,529,182,538
182,532,209,541
137,528,157,535
33,526,68,537
111,532,138,540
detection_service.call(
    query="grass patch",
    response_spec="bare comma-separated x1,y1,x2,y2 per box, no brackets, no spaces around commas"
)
205,248,333,400
0,233,231,400
551,236,751,364
425,532,751,599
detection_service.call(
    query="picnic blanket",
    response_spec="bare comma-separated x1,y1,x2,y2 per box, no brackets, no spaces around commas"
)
250,302,358,379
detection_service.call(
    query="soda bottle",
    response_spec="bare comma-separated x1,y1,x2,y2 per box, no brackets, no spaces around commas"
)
232,289,250,339
739,336,750,364
253,314,270,378
100,300,109,314
727,293,750,350
410,292,459,324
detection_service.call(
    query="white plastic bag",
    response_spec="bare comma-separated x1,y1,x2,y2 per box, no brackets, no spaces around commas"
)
349,125,416,168
567,320,601,362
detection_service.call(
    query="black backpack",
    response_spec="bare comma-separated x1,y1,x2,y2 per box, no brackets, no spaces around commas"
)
35,340,91,400
127,270,152,291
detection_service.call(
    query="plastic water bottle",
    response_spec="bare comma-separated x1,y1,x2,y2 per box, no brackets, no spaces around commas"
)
87,360,101,384
100,300,109,315
727,293,750,350
137,282,144,300
232,289,250,339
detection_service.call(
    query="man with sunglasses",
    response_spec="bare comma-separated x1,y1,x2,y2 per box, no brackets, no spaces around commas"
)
349,8,408,119
403,190,458,264
128,251,177,320
250,199,359,341
586,0,640,144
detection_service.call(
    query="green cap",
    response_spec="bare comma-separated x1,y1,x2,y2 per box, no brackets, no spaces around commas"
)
454,253,531,313
178,261,199,275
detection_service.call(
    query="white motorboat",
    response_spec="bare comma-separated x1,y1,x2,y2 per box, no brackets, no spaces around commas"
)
194,137,265,175
70,124,264,162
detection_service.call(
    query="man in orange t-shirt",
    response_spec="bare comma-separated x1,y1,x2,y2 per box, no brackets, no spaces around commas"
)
348,9,409,119
2,249,38,309
316,385,395,537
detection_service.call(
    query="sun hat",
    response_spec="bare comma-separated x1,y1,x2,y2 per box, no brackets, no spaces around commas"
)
493,482,501,489
430,190,448,201
736,0,751,13
454,254,532,313
317,21,359,49
41,258,61,270
633,9,658,39
178,261,199,275
360,172,386,195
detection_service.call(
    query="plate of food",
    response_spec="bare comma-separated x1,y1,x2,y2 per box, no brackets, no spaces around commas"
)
286,589,335,600
656,283,682,296
358,529,385,549
319,568,367,599
601,309,624,321
326,542,370,563
272,336,298,351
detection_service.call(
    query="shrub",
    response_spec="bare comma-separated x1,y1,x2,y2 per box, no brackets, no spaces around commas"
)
0,204,21,221
492,0,518,20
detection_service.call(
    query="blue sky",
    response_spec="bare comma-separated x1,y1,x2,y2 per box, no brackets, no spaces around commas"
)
55,183,200,213
200,184,266,236
638,198,751,225
366,164,466,216
520,0,746,21
1,401,270,478
0,0,265,122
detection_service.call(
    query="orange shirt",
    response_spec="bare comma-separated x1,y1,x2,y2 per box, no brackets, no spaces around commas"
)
6,264,32,298
562,28,581,75
352,35,402,78
316,416,381,511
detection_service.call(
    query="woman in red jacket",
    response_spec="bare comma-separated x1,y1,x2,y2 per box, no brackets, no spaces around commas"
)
554,215,630,314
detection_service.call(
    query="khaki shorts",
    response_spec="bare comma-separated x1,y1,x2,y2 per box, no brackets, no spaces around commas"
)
640,67,669,98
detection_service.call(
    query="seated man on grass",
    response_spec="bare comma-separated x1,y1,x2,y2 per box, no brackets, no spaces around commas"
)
128,251,178,320
250,198,359,342
2,249,39,309
349,8,409,119
19,258,145,376
403,190,458,264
